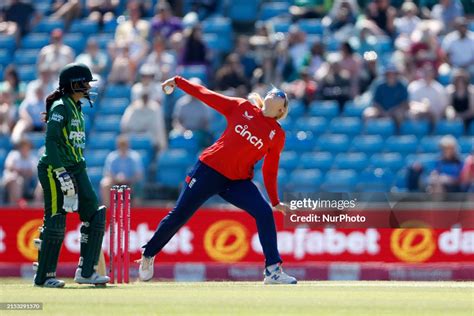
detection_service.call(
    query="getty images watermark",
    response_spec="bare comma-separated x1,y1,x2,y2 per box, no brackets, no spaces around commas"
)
288,198,366,225
282,193,474,229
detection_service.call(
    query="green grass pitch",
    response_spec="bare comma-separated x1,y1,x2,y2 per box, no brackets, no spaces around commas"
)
1,279,472,315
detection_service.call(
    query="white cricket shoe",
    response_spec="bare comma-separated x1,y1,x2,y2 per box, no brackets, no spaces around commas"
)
138,255,155,281
263,263,297,284
74,268,110,284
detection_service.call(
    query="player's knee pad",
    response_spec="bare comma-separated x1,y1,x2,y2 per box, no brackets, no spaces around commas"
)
42,214,66,240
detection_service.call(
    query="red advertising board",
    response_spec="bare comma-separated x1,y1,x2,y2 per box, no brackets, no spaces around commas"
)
0,208,473,265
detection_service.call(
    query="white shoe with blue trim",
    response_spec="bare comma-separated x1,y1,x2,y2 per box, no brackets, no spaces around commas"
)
263,263,297,284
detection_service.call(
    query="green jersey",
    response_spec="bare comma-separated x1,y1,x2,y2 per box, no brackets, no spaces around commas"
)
39,96,86,169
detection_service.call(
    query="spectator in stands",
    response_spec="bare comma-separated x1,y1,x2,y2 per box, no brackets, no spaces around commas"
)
235,36,258,80
0,90,15,135
2,138,37,204
0,0,39,37
11,85,44,144
121,87,167,151
446,69,474,128
301,40,325,77
442,17,474,78
50,0,82,29
339,41,361,97
326,0,358,40
395,2,421,38
168,31,184,62
461,151,474,192
100,135,144,205
215,53,249,92
408,65,448,122
359,50,379,94
172,77,212,147
317,56,351,111
131,65,162,103
364,65,408,125
407,26,443,79
38,29,75,76
431,0,464,33
290,0,328,19
150,1,183,40
180,24,207,66
24,64,54,101
288,68,317,109
364,0,396,37
87,0,119,26
287,27,308,71
145,36,177,81
189,0,219,20
108,43,135,84
114,0,149,72
427,135,463,193
0,10,19,39
271,40,297,85
0,65,26,107
75,38,108,78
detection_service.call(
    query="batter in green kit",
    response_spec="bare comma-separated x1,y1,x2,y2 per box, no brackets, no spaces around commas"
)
34,63,109,287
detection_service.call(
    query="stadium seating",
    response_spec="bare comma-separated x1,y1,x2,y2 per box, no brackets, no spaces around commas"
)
96,98,129,115
87,150,111,168
294,117,328,134
350,135,384,154
365,118,396,137
299,152,333,170
321,169,358,192
156,149,194,187
285,131,316,152
297,19,324,36
260,2,290,20
370,153,405,172
1,1,473,205
329,117,363,136
228,0,259,22
400,120,431,138
21,33,50,49
278,151,299,171
316,134,350,153
14,49,38,65
34,18,64,33
287,169,323,192
334,153,368,171
385,135,418,155
434,120,464,137
308,100,339,119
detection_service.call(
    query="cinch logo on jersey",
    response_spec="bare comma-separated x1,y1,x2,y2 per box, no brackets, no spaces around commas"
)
234,125,264,149
69,131,86,148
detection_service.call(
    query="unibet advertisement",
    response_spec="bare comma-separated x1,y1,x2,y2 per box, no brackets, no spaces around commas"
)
0,208,473,264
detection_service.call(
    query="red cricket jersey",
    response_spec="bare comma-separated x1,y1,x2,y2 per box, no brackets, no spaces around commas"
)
175,76,285,206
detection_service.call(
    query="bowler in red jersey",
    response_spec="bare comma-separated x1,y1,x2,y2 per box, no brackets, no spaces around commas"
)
139,76,297,284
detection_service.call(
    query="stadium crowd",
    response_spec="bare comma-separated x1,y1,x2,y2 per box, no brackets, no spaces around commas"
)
0,0,473,206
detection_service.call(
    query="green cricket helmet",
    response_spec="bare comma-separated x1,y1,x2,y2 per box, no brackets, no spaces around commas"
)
59,62,97,104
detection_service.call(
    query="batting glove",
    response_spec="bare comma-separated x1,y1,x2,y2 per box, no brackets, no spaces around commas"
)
53,167,78,212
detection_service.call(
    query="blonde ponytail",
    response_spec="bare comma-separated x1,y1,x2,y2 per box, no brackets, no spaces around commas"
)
248,92,264,109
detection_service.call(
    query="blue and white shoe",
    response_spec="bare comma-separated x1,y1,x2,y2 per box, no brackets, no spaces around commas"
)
34,275,65,288
263,263,297,284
